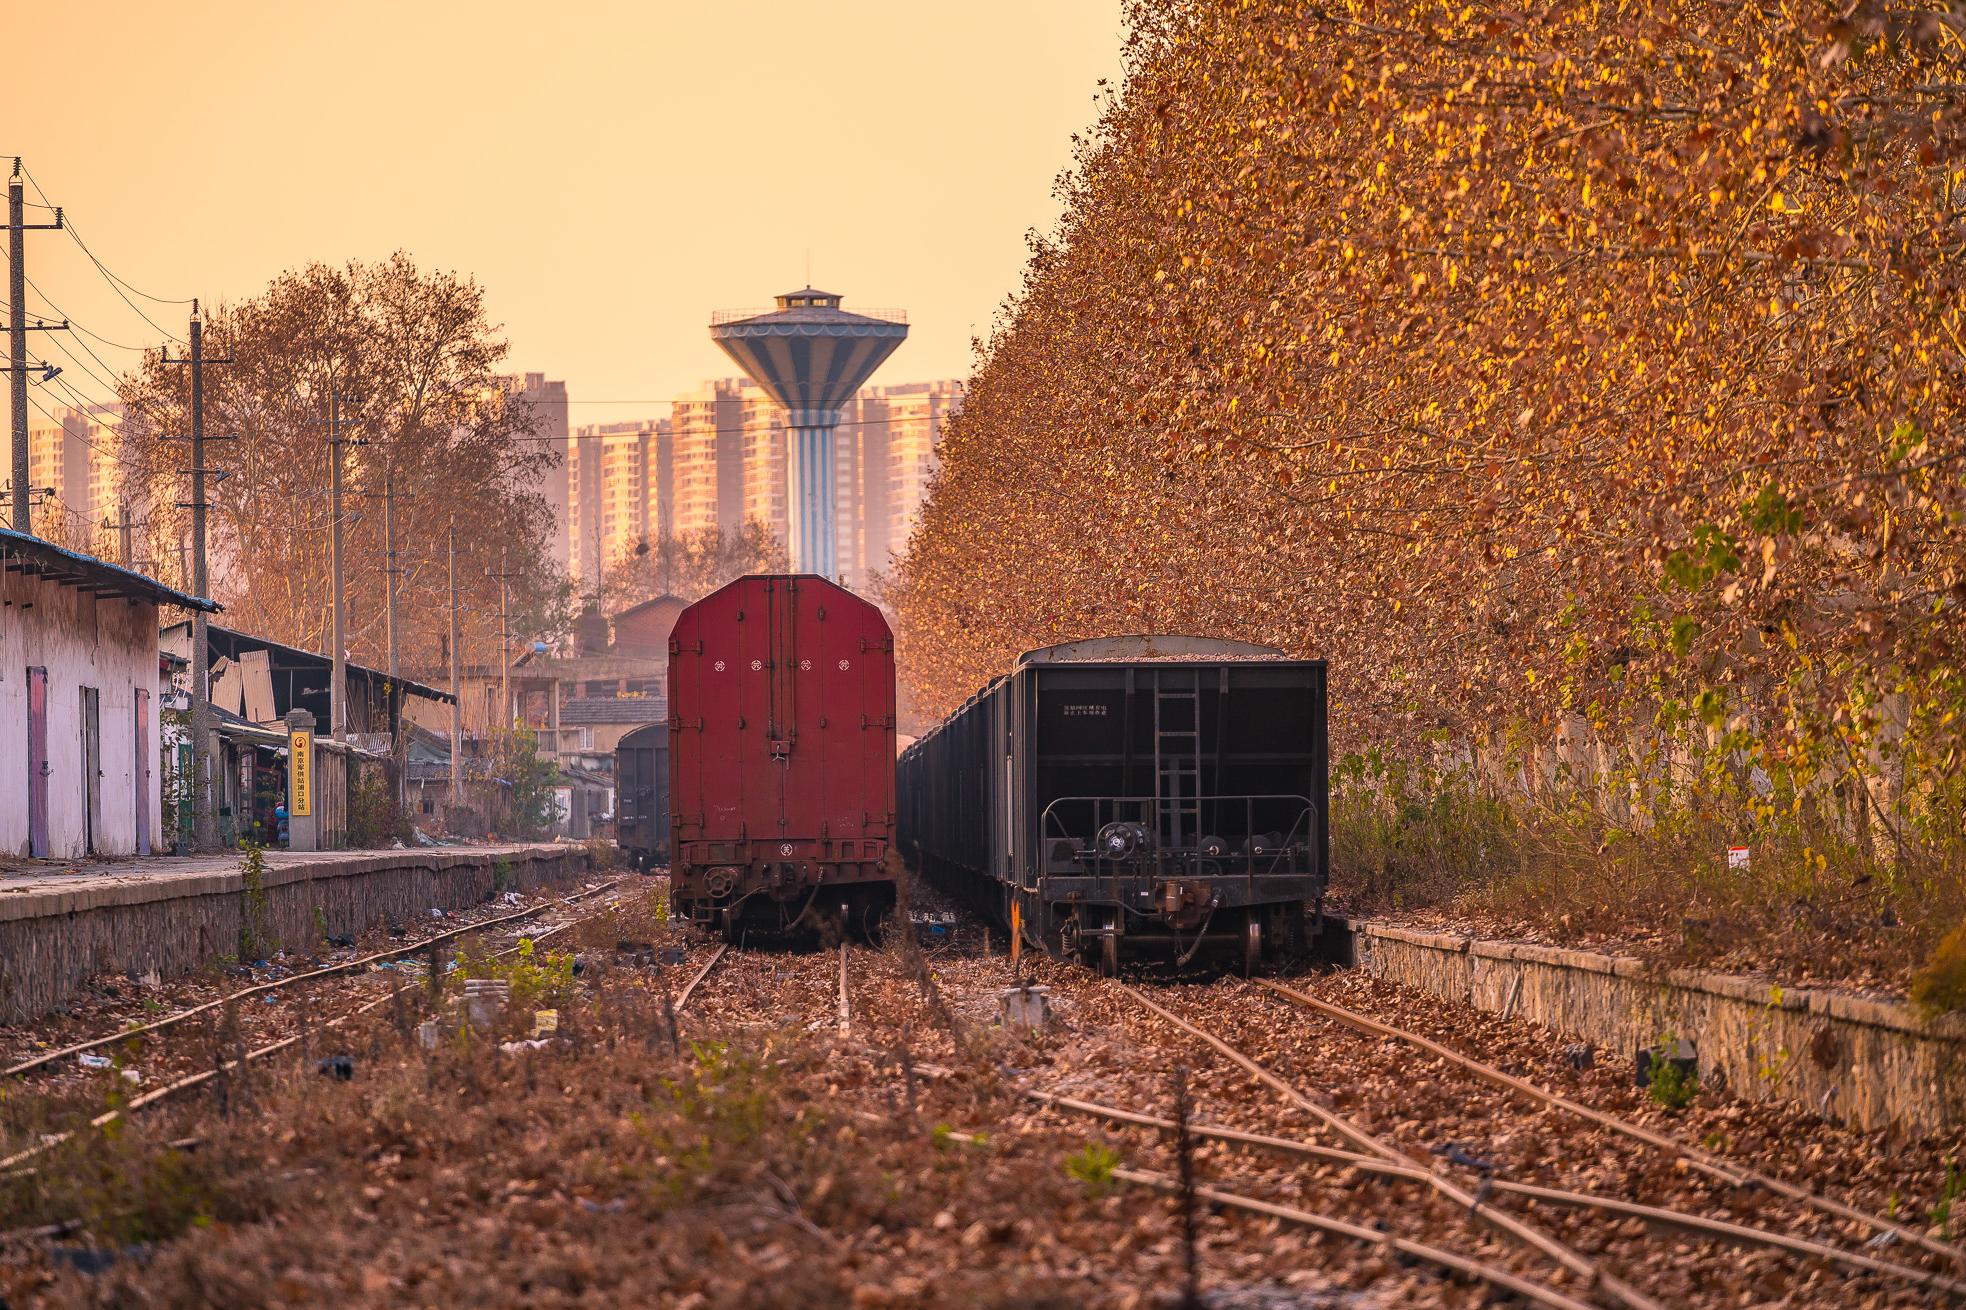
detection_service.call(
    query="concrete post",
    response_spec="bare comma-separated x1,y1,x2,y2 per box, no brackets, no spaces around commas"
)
286,708,319,853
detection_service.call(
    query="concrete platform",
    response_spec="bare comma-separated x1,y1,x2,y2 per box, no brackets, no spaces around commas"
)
1328,916,1966,1135
0,844,590,1024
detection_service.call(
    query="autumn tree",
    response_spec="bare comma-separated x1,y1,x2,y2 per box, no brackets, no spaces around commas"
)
117,254,570,674
600,521,787,610
890,1,1966,890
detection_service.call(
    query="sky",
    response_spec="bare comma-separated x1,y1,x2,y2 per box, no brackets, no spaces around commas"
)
13,1,1126,426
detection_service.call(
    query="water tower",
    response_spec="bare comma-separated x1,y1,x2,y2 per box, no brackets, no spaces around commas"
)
710,289,907,577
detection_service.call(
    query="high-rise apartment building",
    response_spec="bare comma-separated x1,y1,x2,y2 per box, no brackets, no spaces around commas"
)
505,373,570,573
566,428,602,592
670,379,744,537
569,418,679,590
554,377,960,596
881,380,962,552
830,392,889,587
25,403,130,555
737,382,787,545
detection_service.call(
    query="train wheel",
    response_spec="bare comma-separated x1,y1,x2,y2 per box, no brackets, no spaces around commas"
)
860,900,888,947
720,906,742,945
1242,913,1264,977
1279,903,1309,966
1099,911,1120,977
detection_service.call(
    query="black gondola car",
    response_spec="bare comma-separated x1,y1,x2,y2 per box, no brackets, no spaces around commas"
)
898,636,1327,972
615,722,670,870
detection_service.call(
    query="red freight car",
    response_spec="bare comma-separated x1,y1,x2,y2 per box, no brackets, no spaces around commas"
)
668,574,898,940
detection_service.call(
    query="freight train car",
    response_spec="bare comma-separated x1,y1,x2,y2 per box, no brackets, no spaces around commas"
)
898,636,1326,973
668,575,898,940
614,723,670,870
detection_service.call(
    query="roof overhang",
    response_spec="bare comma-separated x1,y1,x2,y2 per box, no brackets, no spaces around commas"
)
1,526,219,612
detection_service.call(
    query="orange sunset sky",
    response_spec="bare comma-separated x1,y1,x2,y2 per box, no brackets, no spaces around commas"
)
13,2,1125,423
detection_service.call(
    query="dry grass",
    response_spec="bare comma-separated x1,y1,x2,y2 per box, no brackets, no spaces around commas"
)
1330,754,1966,996
0,913,1143,1309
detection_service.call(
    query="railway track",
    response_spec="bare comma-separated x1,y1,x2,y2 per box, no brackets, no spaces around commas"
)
0,879,631,1173
1037,973,1966,1308
1115,981,1664,1310
2,878,624,1084
634,896,1963,1306
671,939,856,1034
1254,977,1966,1273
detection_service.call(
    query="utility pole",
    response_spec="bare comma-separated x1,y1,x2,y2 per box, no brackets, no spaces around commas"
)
383,468,399,678
326,388,367,743
6,159,67,533
381,465,409,810
162,302,232,852
117,503,132,567
493,549,518,733
448,519,462,808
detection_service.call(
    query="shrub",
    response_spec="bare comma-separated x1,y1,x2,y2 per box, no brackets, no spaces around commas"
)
455,935,575,1013
1910,922,1966,1018
1647,1054,1699,1112
1064,1141,1120,1197
347,765,412,849
237,842,276,961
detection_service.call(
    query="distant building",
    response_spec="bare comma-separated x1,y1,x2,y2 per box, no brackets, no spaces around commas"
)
737,382,788,546
569,418,673,589
401,595,684,839
881,380,962,553
553,376,961,594
504,374,570,574
159,619,454,746
670,379,745,539
567,428,602,592
24,403,130,556
611,594,687,659
832,390,902,587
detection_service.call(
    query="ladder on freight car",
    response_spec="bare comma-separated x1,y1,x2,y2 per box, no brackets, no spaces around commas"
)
1152,671,1203,860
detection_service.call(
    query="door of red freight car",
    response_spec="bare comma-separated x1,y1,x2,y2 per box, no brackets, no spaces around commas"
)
668,575,896,927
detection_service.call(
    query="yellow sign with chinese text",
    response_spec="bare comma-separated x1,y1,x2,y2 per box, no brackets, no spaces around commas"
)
290,730,313,817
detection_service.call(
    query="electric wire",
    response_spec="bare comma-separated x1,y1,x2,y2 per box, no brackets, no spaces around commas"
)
18,161,191,346
23,271,155,352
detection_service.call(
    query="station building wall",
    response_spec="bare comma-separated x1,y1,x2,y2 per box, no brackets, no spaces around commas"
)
0,570,163,859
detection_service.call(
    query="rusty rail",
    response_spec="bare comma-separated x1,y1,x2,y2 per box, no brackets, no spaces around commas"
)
1031,1090,1966,1297
674,944,729,1011
1118,982,1663,1310
1255,978,1966,1273
0,883,630,1174
1114,1166,1601,1310
3,879,622,1080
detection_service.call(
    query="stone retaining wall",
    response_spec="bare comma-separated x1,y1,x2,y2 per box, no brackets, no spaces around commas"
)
0,846,590,1024
1329,918,1966,1135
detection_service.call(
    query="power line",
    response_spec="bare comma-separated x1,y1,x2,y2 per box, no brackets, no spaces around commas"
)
39,328,128,399
19,163,192,305
23,271,153,352
19,162,191,346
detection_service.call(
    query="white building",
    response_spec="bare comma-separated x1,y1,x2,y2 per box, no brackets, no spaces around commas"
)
1,526,218,859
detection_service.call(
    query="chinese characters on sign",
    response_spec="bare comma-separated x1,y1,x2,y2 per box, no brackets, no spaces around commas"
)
290,730,313,817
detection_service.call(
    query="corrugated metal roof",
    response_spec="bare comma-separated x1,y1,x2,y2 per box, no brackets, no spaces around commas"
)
161,619,456,704
0,525,219,612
